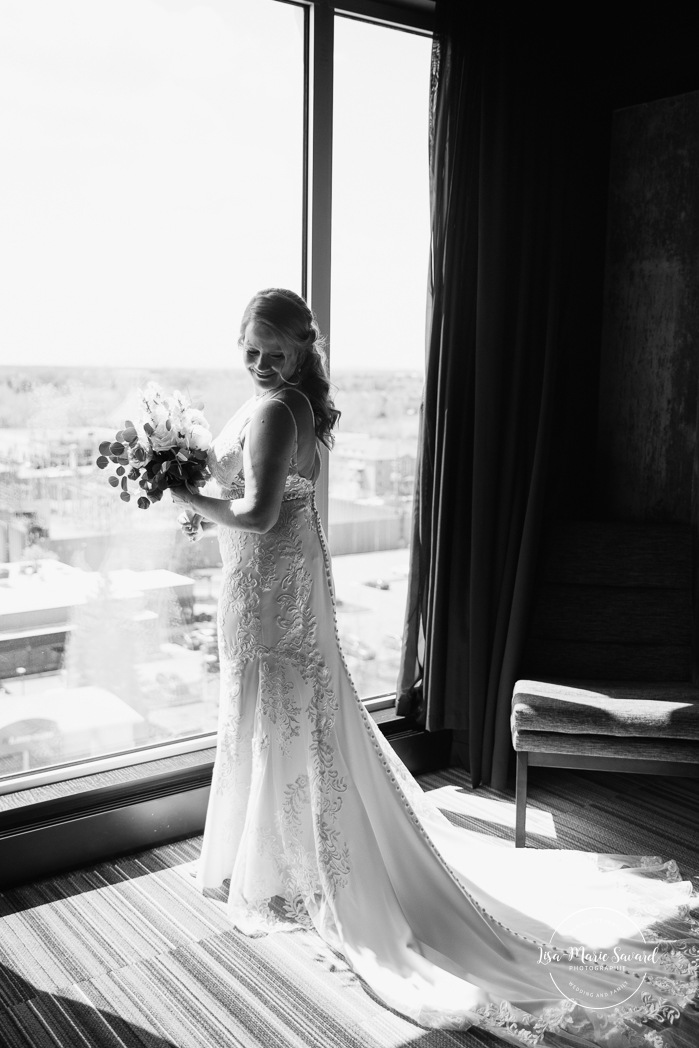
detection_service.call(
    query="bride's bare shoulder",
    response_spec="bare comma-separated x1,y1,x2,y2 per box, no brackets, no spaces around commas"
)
270,387,314,427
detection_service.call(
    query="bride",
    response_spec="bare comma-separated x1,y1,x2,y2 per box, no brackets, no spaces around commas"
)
172,288,699,1047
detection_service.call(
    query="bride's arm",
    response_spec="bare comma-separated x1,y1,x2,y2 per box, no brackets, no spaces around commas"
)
175,399,295,534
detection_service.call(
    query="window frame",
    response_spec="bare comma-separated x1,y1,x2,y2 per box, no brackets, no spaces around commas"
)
0,0,434,808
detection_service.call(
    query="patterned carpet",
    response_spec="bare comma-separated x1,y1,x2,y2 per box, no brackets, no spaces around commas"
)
1,766,697,1048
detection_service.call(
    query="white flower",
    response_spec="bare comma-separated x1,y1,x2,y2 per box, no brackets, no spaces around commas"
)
134,383,210,453
150,402,170,426
149,420,181,452
189,424,212,451
184,406,207,428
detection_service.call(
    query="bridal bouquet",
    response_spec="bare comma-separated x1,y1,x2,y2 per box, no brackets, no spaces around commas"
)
96,383,212,509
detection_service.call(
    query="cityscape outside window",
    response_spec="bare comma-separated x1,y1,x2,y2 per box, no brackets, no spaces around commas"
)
0,1,431,778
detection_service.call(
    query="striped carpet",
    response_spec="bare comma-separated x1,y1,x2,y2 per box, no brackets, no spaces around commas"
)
1,766,697,1048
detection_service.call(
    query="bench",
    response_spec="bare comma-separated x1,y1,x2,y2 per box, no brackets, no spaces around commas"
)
510,521,699,847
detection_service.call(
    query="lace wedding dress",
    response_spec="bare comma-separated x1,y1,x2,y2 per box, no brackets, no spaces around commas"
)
196,391,699,1047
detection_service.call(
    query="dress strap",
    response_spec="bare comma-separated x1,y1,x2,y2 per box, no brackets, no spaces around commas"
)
266,387,318,481
267,386,315,425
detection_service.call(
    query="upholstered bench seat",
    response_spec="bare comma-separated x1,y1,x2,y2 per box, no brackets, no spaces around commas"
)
512,680,699,740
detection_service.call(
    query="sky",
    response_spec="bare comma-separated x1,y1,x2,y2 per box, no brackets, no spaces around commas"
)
0,0,431,372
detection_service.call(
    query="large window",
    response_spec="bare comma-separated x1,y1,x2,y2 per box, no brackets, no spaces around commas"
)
0,0,432,785
330,16,431,697
0,0,305,777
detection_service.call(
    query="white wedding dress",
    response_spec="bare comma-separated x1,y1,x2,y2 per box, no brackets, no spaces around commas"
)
196,390,699,1047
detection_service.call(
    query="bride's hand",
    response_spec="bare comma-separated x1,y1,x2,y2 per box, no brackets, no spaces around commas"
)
178,510,204,542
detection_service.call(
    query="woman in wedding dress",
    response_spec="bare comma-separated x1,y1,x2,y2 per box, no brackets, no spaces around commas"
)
173,288,699,1047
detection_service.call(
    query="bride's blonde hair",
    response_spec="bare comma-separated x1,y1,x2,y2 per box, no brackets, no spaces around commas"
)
239,288,340,447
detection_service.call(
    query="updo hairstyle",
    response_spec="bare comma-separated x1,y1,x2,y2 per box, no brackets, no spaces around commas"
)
239,288,340,448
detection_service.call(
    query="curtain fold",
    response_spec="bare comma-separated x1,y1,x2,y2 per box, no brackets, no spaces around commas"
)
397,7,608,789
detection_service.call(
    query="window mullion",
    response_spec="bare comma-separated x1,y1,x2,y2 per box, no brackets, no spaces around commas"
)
306,0,334,529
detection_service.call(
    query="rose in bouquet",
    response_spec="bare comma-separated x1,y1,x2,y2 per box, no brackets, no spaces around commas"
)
96,384,212,509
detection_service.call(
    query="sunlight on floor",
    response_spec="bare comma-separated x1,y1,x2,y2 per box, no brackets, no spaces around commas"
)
428,785,559,841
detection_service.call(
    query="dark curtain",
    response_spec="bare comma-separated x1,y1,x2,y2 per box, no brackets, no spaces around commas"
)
397,7,609,789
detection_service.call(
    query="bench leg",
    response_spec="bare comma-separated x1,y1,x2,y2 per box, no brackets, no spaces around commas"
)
515,752,528,848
